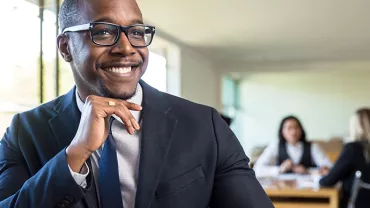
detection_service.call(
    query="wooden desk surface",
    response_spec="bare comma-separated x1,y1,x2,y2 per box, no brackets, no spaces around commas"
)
266,187,339,197
265,187,340,208
260,177,340,208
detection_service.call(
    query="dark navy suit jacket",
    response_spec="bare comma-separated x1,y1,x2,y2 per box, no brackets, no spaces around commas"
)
0,81,273,208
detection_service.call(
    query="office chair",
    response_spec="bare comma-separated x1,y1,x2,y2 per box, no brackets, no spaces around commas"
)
348,171,370,208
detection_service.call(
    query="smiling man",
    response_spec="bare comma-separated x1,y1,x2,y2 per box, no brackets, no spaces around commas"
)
0,0,273,207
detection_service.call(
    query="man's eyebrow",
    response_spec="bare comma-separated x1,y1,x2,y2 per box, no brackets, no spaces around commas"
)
131,20,144,24
92,17,144,25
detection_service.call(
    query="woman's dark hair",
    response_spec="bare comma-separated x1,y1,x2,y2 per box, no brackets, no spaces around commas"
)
278,115,307,144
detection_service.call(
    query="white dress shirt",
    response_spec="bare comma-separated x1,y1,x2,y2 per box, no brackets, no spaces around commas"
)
68,84,143,208
253,141,332,177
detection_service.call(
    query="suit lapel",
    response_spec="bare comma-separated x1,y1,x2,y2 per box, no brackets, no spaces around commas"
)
48,87,99,208
135,81,178,208
48,87,80,149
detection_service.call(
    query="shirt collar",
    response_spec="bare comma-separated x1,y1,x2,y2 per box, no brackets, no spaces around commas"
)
75,84,143,124
287,141,303,149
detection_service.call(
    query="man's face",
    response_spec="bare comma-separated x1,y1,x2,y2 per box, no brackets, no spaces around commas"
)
61,0,149,100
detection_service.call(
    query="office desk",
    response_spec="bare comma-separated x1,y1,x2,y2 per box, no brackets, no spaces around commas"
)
259,176,340,208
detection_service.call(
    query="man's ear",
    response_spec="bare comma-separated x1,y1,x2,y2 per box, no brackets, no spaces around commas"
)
57,34,72,62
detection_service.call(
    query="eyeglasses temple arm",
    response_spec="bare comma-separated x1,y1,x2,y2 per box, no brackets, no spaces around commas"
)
62,23,90,34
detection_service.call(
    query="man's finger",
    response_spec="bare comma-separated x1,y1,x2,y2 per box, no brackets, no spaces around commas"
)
94,104,135,135
120,100,142,111
91,96,142,111
120,104,140,130
86,96,140,134
113,104,136,135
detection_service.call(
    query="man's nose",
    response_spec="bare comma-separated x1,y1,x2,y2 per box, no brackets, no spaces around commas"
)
111,33,136,56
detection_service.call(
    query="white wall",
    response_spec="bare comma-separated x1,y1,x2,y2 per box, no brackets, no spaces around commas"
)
180,48,220,109
152,34,221,110
235,61,370,156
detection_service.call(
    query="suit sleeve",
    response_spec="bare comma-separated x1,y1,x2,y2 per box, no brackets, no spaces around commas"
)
208,109,274,208
0,114,93,208
319,143,355,186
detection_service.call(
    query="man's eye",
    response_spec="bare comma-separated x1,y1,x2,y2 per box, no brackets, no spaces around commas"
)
94,29,113,36
130,30,145,37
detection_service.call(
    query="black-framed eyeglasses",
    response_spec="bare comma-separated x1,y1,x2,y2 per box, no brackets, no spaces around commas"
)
62,22,156,47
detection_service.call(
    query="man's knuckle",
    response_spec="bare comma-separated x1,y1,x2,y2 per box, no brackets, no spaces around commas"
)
86,95,96,101
120,101,129,108
91,105,99,112
117,103,126,112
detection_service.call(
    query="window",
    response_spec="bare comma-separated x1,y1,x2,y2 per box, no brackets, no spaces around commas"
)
0,0,45,134
142,51,167,92
221,76,239,119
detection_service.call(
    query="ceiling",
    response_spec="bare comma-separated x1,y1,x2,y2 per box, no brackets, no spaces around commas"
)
137,0,370,69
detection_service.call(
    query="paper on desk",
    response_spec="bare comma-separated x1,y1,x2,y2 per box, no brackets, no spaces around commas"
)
278,173,312,180
278,173,321,190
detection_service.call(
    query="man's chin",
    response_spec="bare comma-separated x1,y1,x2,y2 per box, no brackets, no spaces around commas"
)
100,86,137,101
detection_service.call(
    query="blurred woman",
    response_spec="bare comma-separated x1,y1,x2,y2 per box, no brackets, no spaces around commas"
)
254,115,332,176
320,108,370,208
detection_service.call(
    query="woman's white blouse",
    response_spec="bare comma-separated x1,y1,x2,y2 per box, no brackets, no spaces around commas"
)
253,141,332,177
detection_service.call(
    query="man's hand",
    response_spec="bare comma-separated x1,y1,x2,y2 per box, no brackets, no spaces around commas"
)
66,95,142,172
279,159,293,173
292,165,308,174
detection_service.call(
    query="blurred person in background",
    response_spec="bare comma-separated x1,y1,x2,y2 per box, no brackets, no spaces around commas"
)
320,108,370,208
254,115,332,176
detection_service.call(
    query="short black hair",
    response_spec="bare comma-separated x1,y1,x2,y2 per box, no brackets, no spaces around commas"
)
278,115,307,144
220,114,232,126
59,0,84,32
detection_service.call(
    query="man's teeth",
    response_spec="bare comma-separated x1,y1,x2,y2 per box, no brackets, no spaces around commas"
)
106,67,132,74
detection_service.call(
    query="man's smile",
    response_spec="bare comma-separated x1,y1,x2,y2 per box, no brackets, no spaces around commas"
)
100,63,141,79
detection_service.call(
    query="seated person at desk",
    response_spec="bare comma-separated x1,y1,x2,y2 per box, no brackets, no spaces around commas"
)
254,115,332,176
320,108,370,208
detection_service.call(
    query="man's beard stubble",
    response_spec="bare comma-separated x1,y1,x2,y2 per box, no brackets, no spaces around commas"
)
99,83,137,101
